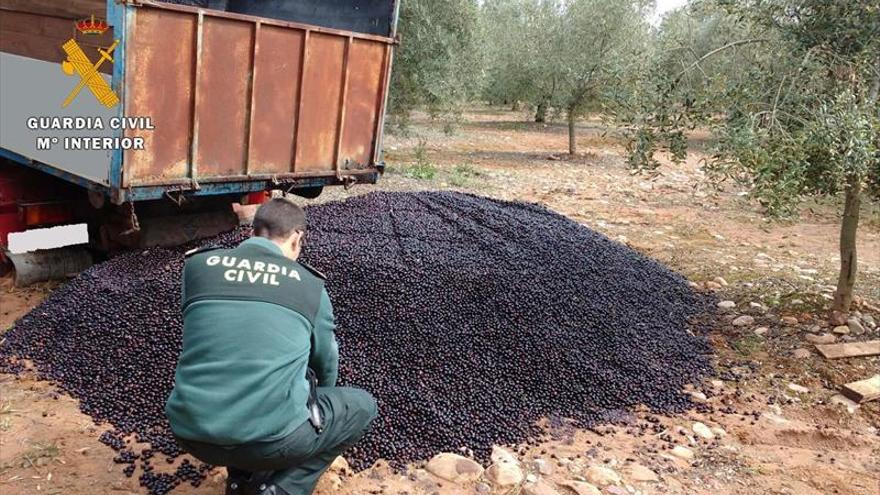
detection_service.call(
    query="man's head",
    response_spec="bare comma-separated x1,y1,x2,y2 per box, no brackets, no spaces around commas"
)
252,198,306,260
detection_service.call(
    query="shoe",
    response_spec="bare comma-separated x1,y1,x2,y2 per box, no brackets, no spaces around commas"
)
226,471,275,495
255,484,290,495
225,476,247,495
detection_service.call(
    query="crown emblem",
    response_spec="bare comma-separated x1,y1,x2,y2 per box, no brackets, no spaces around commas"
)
76,15,110,35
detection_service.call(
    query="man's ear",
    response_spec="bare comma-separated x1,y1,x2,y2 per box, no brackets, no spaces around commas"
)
289,230,303,248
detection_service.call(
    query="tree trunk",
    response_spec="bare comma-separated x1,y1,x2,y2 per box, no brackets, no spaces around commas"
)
832,176,861,314
567,109,577,155
831,72,879,318
535,101,548,123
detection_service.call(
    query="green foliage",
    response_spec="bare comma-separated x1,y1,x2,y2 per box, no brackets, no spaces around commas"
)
388,0,482,126
448,163,483,186
715,1,879,213
732,334,764,356
452,163,481,177
625,127,688,170
480,0,563,110
480,0,653,120
611,0,879,310
560,0,654,113
708,89,880,215
403,140,438,180
406,163,438,180
620,0,880,215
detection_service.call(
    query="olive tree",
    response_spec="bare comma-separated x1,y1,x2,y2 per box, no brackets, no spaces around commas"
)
481,0,653,152
622,0,880,318
388,0,482,126
555,0,654,155
480,0,564,121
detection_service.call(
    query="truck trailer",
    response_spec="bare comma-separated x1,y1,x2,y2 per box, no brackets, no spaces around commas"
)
0,0,399,282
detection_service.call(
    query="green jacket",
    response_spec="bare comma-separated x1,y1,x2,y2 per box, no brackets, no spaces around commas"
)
165,236,339,445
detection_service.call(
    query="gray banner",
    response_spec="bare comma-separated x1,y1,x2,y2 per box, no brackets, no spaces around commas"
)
0,52,115,183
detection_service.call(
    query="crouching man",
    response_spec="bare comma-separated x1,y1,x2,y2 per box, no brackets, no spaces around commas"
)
165,198,377,495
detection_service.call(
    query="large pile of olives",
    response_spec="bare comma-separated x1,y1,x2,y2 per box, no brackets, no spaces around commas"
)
1,192,712,493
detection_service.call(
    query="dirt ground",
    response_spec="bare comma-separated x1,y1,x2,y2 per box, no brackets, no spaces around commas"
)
1,108,878,495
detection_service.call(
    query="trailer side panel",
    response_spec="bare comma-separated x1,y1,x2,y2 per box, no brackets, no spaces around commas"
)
122,7,195,185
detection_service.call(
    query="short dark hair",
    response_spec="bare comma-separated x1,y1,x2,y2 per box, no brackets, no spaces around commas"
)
252,198,306,240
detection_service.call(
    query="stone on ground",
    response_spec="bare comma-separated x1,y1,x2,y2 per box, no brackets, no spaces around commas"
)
692,422,715,440
583,465,622,486
426,453,484,483
490,446,518,465
846,319,865,335
732,315,755,326
781,316,799,326
487,463,523,487
840,375,880,403
832,325,850,335
329,456,351,475
792,348,811,359
749,301,766,312
533,458,554,476
626,463,659,482
559,480,602,495
805,333,837,345
689,391,708,402
717,300,736,310
523,479,560,495
604,487,631,495
486,447,523,486
670,446,694,460
787,383,810,394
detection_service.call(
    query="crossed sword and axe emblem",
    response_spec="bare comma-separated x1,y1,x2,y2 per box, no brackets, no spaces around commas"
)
60,38,120,108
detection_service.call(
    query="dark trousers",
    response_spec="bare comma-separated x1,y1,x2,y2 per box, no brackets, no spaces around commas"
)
176,387,377,495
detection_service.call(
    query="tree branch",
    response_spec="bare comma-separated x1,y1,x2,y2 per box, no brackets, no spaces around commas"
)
674,38,770,83
769,74,787,132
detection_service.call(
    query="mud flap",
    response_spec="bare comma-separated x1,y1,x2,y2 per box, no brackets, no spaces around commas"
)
7,246,92,287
